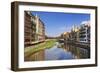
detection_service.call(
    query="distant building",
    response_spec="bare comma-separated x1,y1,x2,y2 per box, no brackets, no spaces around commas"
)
24,11,45,46
62,32,70,40
70,25,80,42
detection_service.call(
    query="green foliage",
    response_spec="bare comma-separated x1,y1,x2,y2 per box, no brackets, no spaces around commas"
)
24,39,56,58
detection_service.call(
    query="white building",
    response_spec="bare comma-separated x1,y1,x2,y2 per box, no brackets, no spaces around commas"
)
79,21,90,43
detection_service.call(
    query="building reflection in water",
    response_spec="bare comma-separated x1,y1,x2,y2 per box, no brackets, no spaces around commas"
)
25,42,90,61
25,49,45,61
61,43,90,59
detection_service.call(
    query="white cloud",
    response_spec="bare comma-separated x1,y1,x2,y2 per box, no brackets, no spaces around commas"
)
81,20,90,25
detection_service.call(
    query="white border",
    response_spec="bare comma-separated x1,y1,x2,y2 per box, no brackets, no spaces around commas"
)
18,5,96,68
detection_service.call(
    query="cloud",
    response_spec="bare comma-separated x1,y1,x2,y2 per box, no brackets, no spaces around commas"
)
81,20,90,24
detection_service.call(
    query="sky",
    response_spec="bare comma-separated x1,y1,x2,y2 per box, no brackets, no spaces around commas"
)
31,11,90,37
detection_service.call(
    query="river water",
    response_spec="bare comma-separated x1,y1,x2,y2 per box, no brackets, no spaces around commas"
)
29,42,90,61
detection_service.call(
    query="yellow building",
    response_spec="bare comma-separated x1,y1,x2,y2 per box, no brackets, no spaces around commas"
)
70,25,80,42
62,32,70,40
35,14,45,42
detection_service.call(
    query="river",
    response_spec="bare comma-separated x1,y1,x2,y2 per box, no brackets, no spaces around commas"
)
27,42,90,61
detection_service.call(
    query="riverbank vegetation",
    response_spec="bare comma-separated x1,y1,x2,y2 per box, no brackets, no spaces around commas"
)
24,39,56,58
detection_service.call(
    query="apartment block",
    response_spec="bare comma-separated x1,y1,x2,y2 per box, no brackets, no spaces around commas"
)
24,11,45,46
79,21,90,43
68,21,90,43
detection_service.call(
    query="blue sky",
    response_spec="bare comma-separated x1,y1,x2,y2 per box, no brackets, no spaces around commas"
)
31,11,90,37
